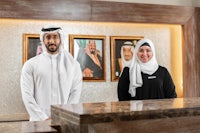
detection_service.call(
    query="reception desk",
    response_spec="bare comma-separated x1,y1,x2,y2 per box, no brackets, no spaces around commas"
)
0,120,57,133
51,97,200,133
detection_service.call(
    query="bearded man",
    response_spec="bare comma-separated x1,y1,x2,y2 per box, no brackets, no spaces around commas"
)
21,26,82,121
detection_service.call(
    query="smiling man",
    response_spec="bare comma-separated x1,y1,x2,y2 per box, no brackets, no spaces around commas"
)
20,26,82,121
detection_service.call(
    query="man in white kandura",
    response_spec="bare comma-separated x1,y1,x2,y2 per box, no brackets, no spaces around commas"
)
20,26,82,121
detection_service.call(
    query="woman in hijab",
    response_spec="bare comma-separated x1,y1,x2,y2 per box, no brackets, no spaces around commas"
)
118,38,177,101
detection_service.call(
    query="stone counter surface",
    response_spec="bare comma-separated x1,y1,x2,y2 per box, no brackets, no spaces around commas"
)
0,120,57,133
51,97,200,133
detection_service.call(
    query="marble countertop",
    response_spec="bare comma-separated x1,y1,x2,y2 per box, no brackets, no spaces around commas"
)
0,120,57,133
51,97,200,124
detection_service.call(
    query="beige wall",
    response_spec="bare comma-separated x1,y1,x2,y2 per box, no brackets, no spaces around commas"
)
0,19,182,121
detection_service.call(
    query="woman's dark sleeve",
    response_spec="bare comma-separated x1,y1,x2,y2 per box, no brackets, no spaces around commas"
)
163,68,177,98
117,67,132,101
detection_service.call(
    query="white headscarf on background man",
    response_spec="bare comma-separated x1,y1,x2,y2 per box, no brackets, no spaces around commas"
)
121,41,134,69
129,38,159,97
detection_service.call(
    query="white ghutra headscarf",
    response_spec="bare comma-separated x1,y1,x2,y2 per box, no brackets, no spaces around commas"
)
40,25,64,54
129,38,159,97
121,41,134,69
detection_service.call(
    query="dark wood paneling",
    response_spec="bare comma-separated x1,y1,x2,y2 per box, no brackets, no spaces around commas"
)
183,18,197,97
91,1,194,24
183,8,200,97
0,0,200,97
195,9,200,97
0,0,91,20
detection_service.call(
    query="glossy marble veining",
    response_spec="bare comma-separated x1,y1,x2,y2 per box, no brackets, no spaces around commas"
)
52,97,200,115
0,120,57,133
1,98,200,133
51,97,200,133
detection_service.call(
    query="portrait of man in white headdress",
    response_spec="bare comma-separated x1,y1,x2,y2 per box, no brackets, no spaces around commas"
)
115,40,136,77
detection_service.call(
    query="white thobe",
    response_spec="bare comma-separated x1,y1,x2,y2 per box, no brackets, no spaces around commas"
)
20,50,82,121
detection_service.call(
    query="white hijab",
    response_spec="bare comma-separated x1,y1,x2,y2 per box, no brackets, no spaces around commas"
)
129,38,159,97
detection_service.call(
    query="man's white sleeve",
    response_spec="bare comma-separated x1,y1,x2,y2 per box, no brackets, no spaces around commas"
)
68,63,82,104
20,62,49,121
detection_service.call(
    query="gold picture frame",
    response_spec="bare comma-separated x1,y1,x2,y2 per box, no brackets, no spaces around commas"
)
22,34,40,64
110,36,143,81
69,34,106,82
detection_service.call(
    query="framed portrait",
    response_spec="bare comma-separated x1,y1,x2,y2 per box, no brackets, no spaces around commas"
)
110,36,143,81
22,34,41,64
69,34,106,82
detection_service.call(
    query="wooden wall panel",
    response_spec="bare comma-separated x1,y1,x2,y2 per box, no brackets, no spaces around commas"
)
195,9,200,97
91,1,194,24
0,0,200,97
183,18,197,97
183,8,200,97
0,0,91,20
182,8,200,97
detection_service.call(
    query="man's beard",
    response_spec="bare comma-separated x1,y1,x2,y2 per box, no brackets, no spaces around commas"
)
46,44,59,53
90,51,95,55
